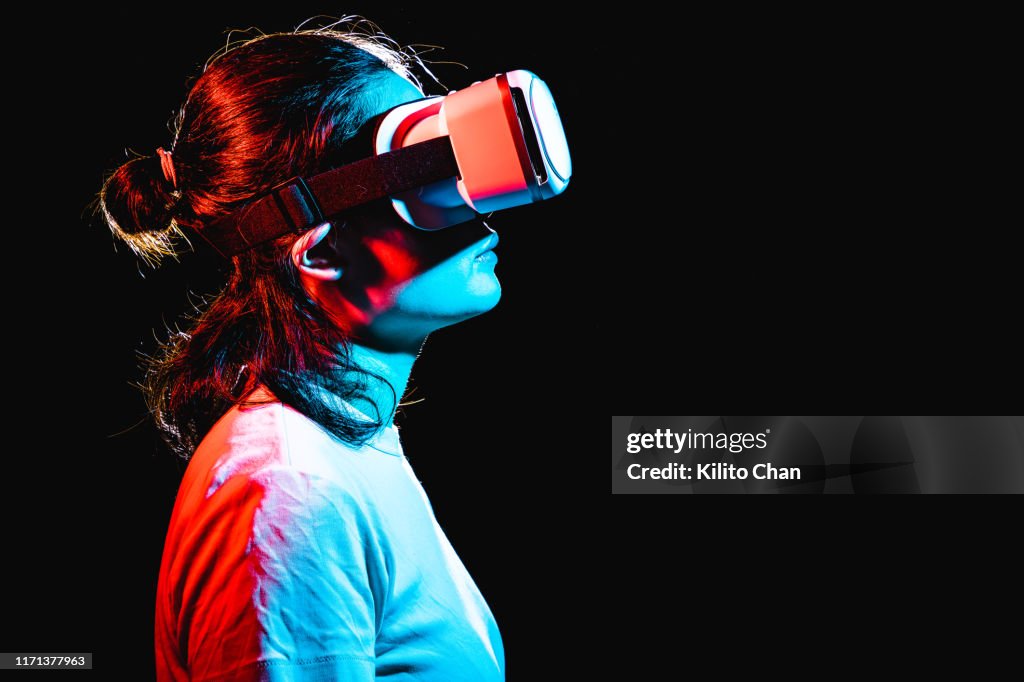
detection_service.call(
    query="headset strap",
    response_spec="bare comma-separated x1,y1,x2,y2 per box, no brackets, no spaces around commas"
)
195,136,459,258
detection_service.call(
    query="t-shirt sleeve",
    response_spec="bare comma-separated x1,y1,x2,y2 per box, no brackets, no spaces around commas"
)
184,467,388,681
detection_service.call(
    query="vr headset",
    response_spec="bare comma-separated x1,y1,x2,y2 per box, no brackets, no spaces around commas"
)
199,70,571,258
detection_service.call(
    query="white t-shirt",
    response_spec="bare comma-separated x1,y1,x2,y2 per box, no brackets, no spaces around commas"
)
155,388,505,680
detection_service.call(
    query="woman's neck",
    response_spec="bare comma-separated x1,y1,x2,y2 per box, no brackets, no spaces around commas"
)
343,341,420,426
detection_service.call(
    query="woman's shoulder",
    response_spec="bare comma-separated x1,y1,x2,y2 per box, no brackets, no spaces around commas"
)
186,385,392,501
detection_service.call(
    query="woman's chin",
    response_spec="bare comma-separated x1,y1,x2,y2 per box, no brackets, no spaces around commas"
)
444,277,502,324
468,271,501,303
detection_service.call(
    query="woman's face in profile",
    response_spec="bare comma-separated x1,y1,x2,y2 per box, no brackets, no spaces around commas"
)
322,73,502,341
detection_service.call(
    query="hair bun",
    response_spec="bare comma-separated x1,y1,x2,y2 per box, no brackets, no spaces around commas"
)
99,153,182,265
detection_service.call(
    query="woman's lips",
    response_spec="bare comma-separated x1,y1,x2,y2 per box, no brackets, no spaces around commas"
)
474,250,498,264
473,233,499,260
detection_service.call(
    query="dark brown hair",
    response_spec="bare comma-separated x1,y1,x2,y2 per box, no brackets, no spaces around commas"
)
99,24,418,457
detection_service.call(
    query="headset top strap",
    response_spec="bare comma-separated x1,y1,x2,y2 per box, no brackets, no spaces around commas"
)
195,136,459,258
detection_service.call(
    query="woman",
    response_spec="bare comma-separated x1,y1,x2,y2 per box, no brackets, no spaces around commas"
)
99,25,504,681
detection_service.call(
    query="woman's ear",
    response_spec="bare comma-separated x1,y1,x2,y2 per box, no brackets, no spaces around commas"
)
291,222,343,281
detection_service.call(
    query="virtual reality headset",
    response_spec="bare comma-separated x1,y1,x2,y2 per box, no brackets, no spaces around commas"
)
198,70,571,258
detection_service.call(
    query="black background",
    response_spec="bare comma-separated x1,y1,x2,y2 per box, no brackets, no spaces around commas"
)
5,2,1019,676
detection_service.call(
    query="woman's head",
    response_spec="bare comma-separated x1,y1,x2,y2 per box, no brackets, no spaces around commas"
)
99,25,500,456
